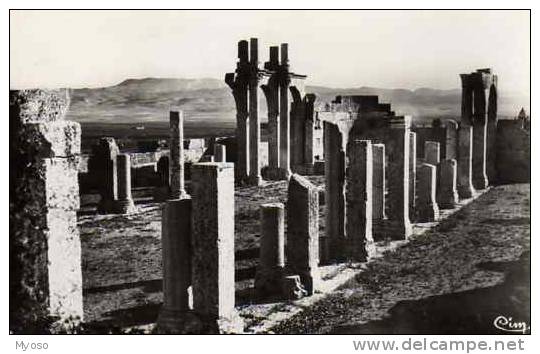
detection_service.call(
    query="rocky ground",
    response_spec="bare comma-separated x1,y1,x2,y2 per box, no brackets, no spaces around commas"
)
79,182,529,334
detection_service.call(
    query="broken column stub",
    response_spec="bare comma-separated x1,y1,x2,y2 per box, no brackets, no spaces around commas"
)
438,159,459,209
457,125,476,199
157,196,193,333
286,174,320,295
255,203,286,297
190,162,243,333
417,163,440,222
10,89,84,331
95,137,120,213
345,140,375,262
214,144,226,163
115,153,136,214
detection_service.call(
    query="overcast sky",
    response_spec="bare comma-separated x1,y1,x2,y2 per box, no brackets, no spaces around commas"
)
10,10,530,96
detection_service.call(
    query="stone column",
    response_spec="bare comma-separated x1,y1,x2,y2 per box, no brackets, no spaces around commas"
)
486,84,498,183
255,203,285,297
324,120,352,261
214,144,226,163
286,174,320,295
157,155,170,187
279,43,291,177
457,125,476,198
248,38,261,185
115,154,136,214
372,143,386,221
417,163,440,222
290,86,305,170
445,120,459,160
345,140,374,262
96,137,119,214
225,40,250,183
10,89,83,331
425,141,441,165
384,118,412,239
472,80,489,190
170,111,187,198
261,46,280,172
438,159,459,209
190,162,243,333
408,132,417,221
157,196,193,332
303,94,317,166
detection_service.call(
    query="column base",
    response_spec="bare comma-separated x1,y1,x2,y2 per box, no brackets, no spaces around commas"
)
374,219,413,241
458,184,476,199
261,166,291,181
438,192,459,209
254,266,285,298
247,174,262,186
155,309,243,334
114,199,137,214
416,204,440,222
473,177,489,190
97,198,117,214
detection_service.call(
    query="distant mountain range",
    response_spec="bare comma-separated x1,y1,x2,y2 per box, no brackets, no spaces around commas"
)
66,78,528,124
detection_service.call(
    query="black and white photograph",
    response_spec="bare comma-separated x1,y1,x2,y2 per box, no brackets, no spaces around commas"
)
6,4,534,352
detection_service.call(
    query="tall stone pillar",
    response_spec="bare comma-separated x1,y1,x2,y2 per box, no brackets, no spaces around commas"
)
372,143,386,221
279,43,291,178
408,132,417,221
303,94,317,166
472,83,488,190
345,140,375,262
445,120,459,160
417,163,440,222
214,144,226,163
170,111,187,199
438,159,459,209
225,40,250,183
486,83,498,183
324,120,353,261
190,162,243,333
248,38,261,185
286,174,320,295
255,203,285,297
457,125,476,198
115,153,136,213
261,46,280,171
96,137,119,214
384,117,412,239
10,89,83,331
157,196,193,332
290,86,305,170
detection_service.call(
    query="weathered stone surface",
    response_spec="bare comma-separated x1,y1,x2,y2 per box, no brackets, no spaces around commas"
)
214,144,227,163
457,125,476,199
10,89,83,332
286,174,320,295
438,159,459,209
372,144,386,220
425,141,441,165
157,196,193,333
417,163,440,222
94,137,119,213
115,154,136,214
445,119,459,160
345,140,375,262
190,162,243,332
170,111,187,198
10,89,70,124
408,132,416,221
255,203,285,297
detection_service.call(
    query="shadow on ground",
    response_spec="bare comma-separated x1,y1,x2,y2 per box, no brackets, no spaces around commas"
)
330,251,530,335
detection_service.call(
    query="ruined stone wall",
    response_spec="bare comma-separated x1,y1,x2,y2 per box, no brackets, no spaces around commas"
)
10,89,83,332
495,120,530,183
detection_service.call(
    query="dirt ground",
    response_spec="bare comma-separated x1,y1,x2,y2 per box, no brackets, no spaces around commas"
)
272,183,530,334
79,182,529,333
